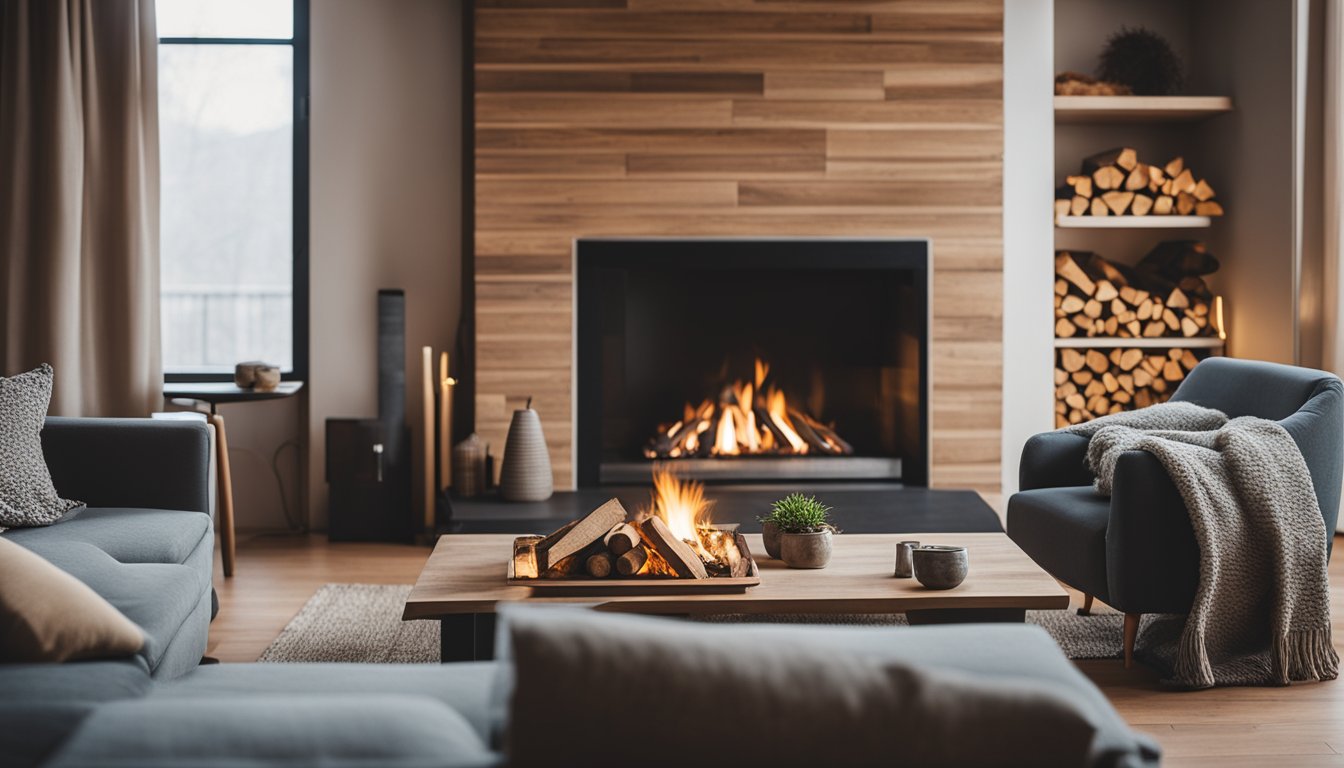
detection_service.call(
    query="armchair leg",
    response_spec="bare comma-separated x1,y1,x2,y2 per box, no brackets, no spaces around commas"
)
1077,593,1094,616
1123,612,1141,669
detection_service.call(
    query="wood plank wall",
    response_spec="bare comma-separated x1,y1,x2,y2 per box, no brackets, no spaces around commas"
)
472,0,1004,491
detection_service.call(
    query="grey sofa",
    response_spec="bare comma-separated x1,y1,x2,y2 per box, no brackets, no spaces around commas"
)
1,418,1160,767
1008,358,1343,666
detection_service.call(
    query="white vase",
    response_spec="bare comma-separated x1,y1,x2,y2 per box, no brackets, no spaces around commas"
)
499,407,553,502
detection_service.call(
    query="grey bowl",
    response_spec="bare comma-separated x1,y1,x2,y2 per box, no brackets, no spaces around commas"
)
912,545,968,590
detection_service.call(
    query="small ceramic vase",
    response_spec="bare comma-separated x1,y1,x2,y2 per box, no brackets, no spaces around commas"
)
780,529,833,569
499,406,553,502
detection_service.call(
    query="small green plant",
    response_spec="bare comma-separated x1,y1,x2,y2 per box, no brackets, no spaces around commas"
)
762,493,836,534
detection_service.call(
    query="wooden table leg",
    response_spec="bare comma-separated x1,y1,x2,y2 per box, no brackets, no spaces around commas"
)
209,414,237,578
905,607,1027,624
440,614,497,662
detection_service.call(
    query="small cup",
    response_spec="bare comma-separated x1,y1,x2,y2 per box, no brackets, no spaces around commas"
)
913,545,969,590
894,540,920,578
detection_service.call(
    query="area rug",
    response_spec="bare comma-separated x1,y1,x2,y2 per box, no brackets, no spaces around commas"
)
258,583,1133,663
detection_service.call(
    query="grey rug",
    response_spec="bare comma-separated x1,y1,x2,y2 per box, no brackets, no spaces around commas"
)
258,583,1134,664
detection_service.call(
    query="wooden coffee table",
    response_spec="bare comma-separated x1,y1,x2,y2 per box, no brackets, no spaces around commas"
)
404,532,1069,661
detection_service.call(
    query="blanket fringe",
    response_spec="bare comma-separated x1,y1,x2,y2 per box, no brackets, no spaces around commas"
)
1175,625,1216,689
1277,629,1340,684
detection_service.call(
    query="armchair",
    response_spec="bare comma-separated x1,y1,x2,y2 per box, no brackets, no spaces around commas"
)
1007,358,1343,667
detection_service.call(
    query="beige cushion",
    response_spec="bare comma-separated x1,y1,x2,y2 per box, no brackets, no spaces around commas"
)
0,537,143,662
504,606,1097,768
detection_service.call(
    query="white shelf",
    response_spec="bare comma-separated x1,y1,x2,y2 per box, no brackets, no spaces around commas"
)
1054,337,1225,349
1056,215,1212,229
1054,95,1234,124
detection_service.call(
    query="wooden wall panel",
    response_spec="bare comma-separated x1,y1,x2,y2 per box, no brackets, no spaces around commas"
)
473,0,1004,492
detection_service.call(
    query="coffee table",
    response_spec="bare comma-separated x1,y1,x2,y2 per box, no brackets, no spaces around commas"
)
404,532,1070,661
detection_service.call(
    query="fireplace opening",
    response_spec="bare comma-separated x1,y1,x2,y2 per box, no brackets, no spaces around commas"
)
576,238,928,486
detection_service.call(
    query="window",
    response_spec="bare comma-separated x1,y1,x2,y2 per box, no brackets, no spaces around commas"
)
158,0,308,379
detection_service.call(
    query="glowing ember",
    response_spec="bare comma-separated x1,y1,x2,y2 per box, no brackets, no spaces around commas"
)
645,357,853,460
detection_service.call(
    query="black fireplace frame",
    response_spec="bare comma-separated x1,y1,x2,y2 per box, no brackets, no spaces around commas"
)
574,237,930,487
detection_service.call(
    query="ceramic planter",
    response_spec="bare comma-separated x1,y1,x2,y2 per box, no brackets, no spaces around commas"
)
780,529,833,569
761,521,783,559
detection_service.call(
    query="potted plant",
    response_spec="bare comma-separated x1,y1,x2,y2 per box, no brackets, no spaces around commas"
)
766,493,836,569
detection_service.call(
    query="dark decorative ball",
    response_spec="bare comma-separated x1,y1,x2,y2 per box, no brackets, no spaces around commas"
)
1097,26,1184,96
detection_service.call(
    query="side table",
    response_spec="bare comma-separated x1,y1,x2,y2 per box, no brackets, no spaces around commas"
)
163,381,304,577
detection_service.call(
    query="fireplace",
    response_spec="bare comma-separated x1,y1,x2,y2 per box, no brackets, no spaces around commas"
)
575,238,929,486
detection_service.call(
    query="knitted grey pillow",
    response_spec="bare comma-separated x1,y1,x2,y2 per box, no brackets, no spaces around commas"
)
0,364,82,528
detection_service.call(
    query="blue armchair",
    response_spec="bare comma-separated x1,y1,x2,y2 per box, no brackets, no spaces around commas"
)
1007,358,1342,667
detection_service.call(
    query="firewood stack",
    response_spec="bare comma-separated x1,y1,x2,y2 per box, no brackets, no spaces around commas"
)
1055,148,1224,219
510,498,753,581
1055,242,1220,340
1054,346,1207,427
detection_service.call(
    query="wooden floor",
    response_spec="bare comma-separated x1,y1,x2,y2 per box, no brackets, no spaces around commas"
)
212,526,1344,767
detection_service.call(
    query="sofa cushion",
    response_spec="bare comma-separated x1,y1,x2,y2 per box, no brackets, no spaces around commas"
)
3,507,211,567
0,660,151,703
501,606,1135,768
45,696,501,768
153,662,502,746
0,703,99,768
1008,486,1113,601
8,541,204,674
0,538,143,663
0,364,82,529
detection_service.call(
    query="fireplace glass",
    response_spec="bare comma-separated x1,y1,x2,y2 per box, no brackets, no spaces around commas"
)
576,239,928,486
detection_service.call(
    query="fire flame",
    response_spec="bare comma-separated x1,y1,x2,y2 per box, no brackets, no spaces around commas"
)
648,465,712,543
641,466,738,574
645,357,852,459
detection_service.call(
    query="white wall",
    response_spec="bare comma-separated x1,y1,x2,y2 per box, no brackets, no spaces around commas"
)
307,0,463,529
1001,0,1056,495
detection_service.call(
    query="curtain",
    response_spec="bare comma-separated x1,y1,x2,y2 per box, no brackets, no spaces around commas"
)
0,0,160,417
1326,0,1344,373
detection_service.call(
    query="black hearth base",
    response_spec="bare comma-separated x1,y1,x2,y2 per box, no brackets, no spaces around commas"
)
440,486,1001,537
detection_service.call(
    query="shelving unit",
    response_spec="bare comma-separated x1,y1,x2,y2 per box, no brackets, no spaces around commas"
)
1056,215,1212,229
1054,95,1234,124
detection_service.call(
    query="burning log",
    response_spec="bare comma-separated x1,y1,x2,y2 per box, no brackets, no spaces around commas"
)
535,499,628,572
644,357,852,459
640,515,709,579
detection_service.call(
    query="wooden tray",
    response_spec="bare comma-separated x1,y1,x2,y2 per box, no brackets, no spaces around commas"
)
507,551,761,595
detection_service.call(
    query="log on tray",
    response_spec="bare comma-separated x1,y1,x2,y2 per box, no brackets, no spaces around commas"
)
585,552,614,579
536,498,628,572
616,545,649,576
731,532,753,578
603,523,641,556
640,516,709,579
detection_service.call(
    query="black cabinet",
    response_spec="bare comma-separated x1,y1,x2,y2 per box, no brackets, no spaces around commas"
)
325,418,411,542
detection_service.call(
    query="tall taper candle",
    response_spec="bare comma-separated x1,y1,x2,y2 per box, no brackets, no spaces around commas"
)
421,346,435,534
439,351,455,490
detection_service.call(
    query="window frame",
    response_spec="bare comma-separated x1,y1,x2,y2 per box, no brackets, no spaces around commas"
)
159,0,310,383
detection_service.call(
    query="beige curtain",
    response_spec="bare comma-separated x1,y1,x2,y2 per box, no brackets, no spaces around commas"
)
1321,0,1344,532
0,0,160,417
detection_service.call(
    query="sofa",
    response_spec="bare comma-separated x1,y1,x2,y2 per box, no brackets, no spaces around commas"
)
1,419,1160,767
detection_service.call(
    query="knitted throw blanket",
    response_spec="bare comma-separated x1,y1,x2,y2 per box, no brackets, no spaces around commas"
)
1067,402,1338,688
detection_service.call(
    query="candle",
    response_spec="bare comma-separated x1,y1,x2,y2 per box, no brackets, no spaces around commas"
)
439,351,456,490
421,347,435,533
